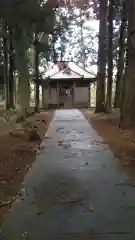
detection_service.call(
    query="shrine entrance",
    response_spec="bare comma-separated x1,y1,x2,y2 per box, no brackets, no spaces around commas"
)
59,84,75,108
42,78,96,109
39,62,97,109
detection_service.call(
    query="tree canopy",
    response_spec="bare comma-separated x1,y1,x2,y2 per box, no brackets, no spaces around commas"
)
1,0,135,128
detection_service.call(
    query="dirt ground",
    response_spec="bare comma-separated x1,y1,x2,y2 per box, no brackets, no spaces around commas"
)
0,110,53,223
82,108,135,177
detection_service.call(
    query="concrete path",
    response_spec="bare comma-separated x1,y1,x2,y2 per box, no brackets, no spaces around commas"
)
1,109,135,239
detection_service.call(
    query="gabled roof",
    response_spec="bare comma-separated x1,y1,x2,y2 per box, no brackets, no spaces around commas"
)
44,61,96,79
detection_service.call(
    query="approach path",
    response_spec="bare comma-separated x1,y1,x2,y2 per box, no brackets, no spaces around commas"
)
1,109,135,239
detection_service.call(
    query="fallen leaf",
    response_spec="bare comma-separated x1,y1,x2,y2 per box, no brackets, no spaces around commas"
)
22,232,28,237
81,162,88,167
39,143,46,150
121,203,135,209
121,191,126,196
87,204,96,212
0,200,12,208
37,210,44,215
84,162,88,166
58,196,82,204
1,180,7,185
57,140,63,146
42,119,47,124
122,159,131,166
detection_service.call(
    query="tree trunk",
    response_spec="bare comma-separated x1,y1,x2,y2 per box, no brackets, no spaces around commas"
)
9,28,15,109
120,0,135,128
34,33,40,112
114,0,127,108
42,86,45,109
95,0,107,113
16,46,30,118
79,9,85,68
106,0,114,113
3,22,9,109
18,59,30,118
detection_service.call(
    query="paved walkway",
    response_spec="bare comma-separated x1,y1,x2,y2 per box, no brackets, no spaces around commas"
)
1,109,135,239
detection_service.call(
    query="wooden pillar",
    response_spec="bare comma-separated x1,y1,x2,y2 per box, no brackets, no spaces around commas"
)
49,86,51,101
88,83,91,108
47,85,51,109
49,85,51,107
73,83,76,107
57,83,59,107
